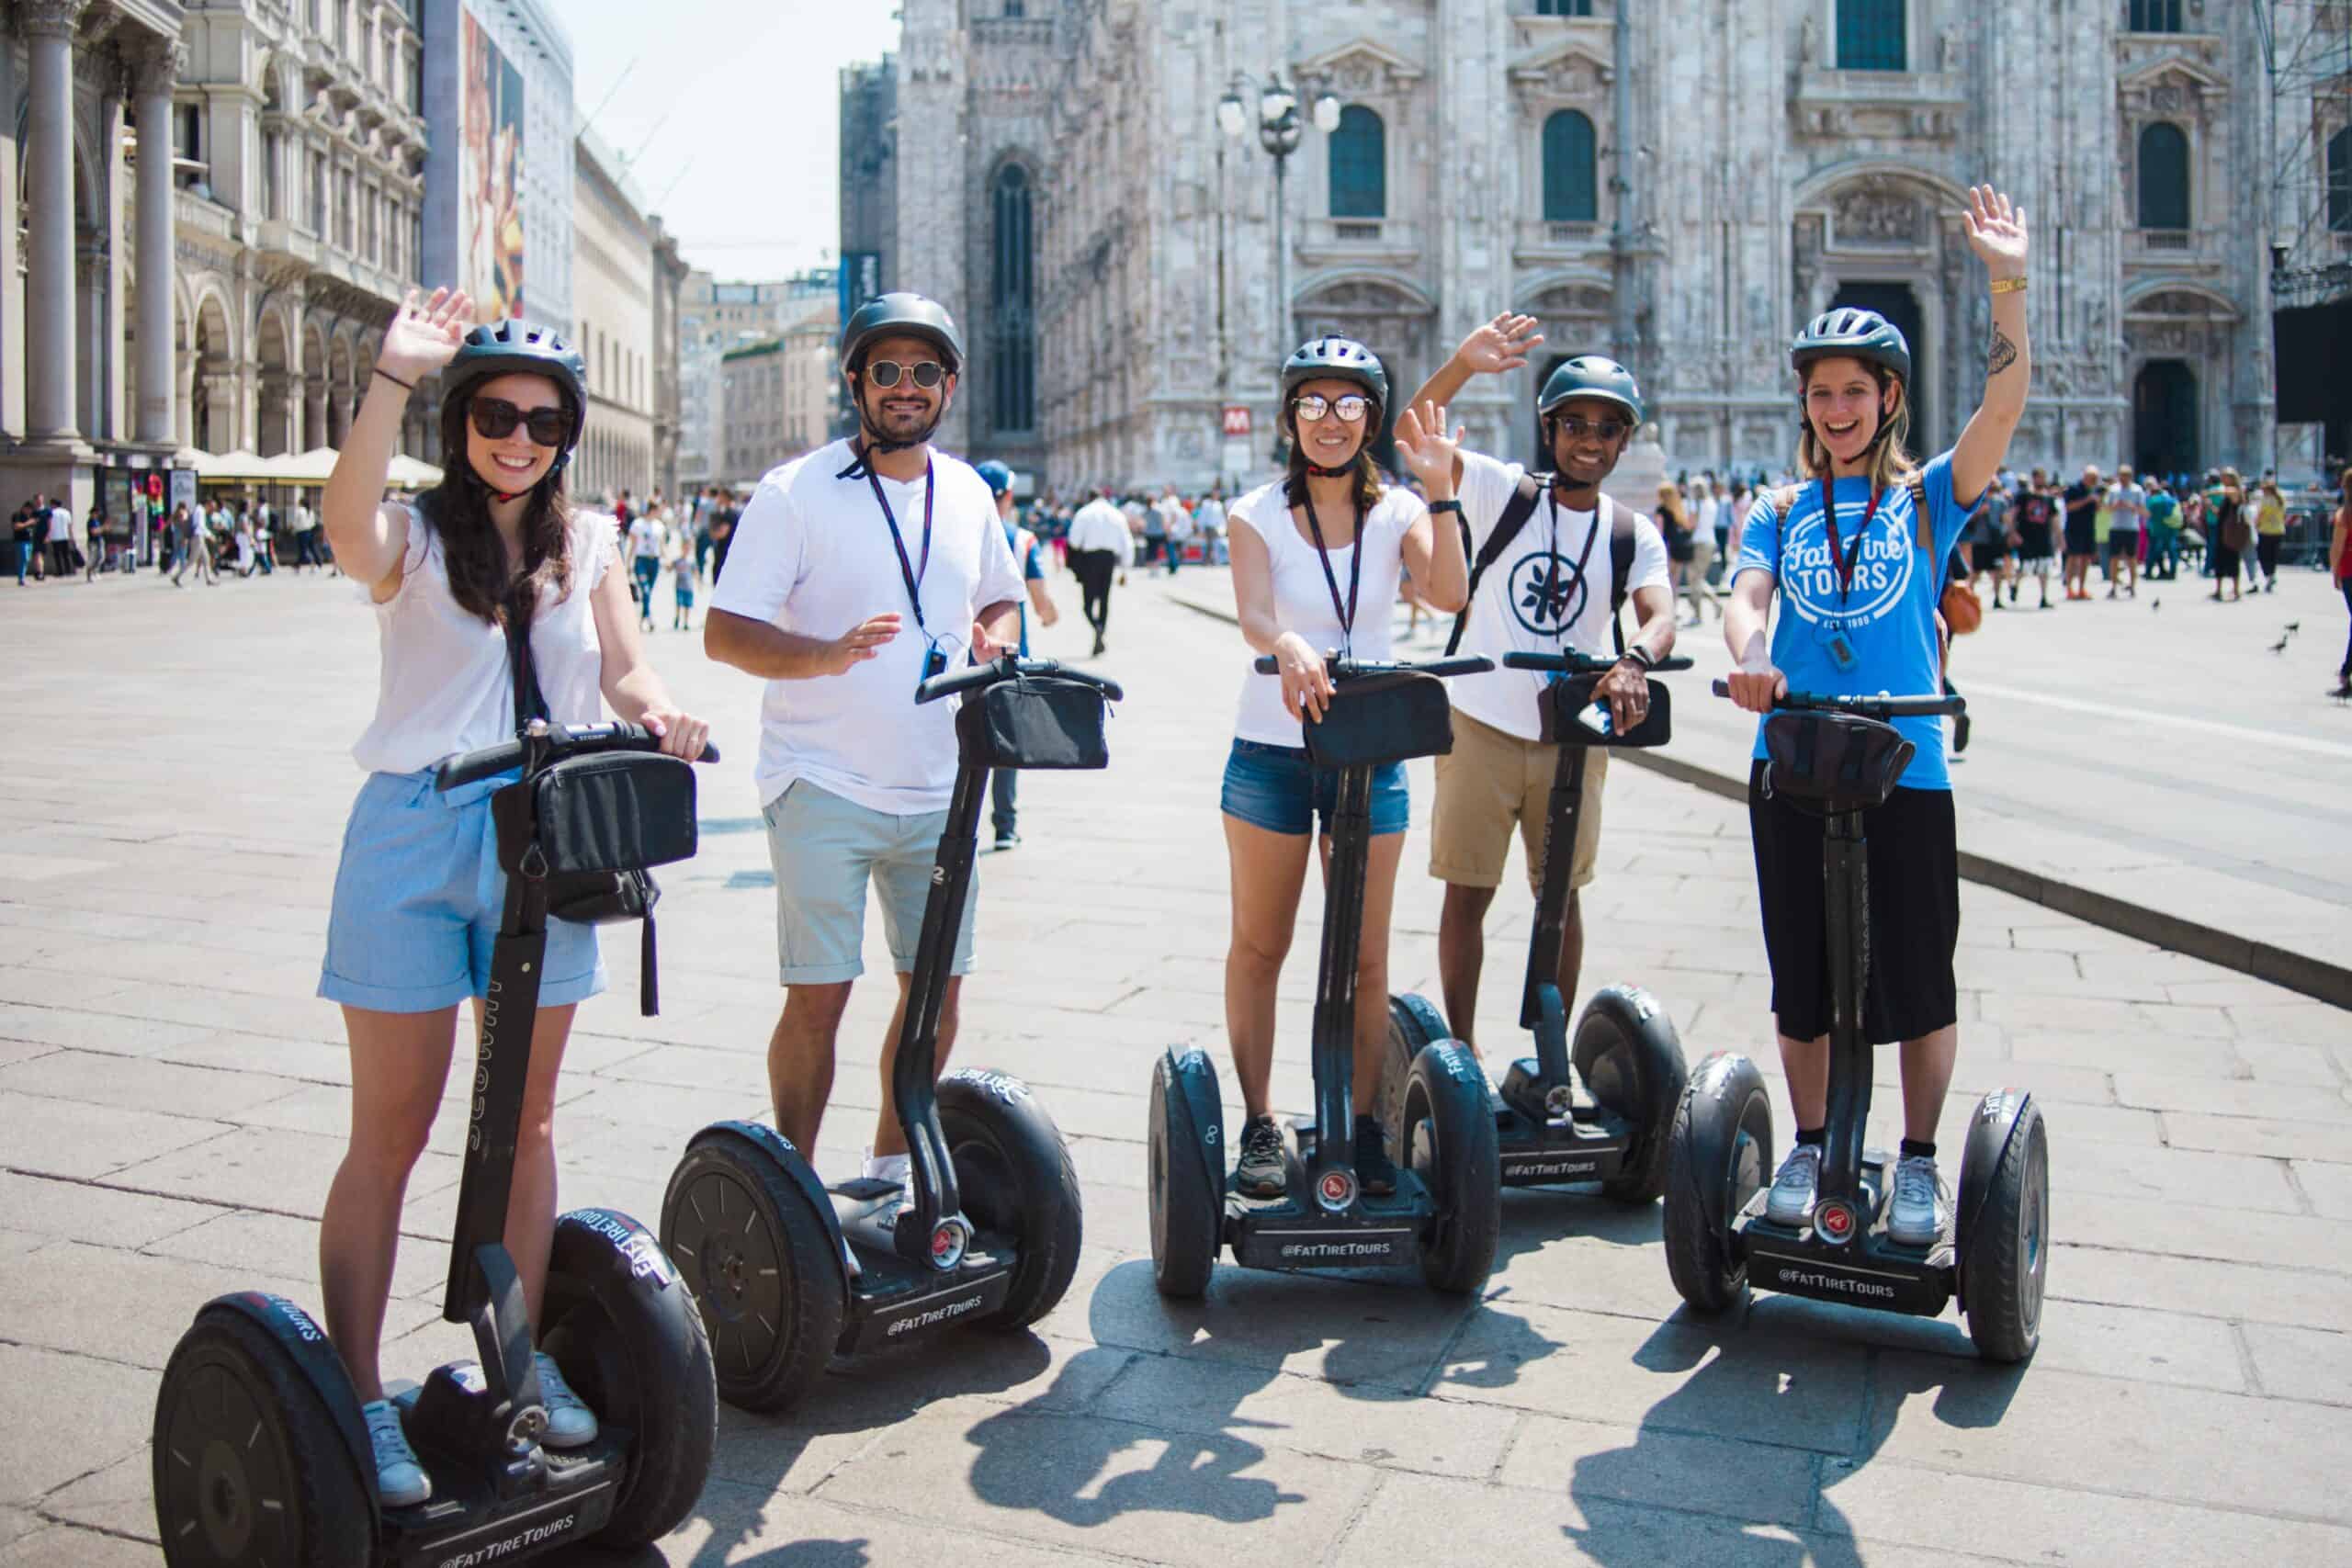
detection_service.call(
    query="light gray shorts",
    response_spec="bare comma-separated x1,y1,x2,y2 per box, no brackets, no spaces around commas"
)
763,779,978,984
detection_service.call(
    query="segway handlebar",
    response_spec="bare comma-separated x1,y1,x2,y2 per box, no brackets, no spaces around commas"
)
1502,651,1694,674
434,723,722,792
1251,653,1497,681
915,652,1125,705
1710,679,1964,719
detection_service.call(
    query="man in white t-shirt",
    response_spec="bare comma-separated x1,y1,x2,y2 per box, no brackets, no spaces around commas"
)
627,510,665,627
1406,315,1678,1055
1162,488,1196,576
706,291,1023,1193
44,498,74,578
1067,487,1134,655
1193,490,1227,564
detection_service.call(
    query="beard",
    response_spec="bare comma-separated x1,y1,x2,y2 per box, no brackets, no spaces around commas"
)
860,387,944,452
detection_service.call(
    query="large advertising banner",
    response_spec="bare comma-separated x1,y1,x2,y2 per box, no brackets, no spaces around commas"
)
459,9,525,321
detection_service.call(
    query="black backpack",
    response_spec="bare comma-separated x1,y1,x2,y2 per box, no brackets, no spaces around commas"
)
1445,472,1639,657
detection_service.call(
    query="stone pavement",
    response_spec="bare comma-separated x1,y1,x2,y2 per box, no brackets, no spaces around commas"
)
2,560,2349,1565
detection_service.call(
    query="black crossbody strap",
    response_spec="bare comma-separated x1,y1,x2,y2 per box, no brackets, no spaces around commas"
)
1607,495,1638,655
1446,470,1548,657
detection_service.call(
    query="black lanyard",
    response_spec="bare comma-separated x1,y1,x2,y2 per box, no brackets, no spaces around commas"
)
863,456,934,633
1545,489,1605,641
1816,476,1883,606
1300,493,1364,657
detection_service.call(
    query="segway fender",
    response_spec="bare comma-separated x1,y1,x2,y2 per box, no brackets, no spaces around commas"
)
203,1292,381,1530
1680,1052,1768,1236
1388,992,1450,1053
1161,1046,1226,1179
1954,1089,2032,1308
698,1120,851,1312
1573,985,1690,1110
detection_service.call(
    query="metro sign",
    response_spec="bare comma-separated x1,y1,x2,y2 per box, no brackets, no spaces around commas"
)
1221,405,1252,437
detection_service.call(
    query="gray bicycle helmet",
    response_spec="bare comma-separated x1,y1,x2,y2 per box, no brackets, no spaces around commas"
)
1791,307,1912,385
1281,337,1388,409
1537,355,1645,426
841,291,965,375
444,320,588,457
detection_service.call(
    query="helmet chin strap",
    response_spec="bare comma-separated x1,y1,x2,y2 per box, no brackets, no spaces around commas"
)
1305,460,1353,479
849,380,944,465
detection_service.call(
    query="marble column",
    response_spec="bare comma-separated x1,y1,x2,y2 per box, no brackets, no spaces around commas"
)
131,38,185,446
23,0,89,443
304,379,328,451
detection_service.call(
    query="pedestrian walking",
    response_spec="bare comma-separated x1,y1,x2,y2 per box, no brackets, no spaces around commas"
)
291,496,327,570
2013,468,2056,606
669,548,696,631
1067,486,1133,655
1159,485,1192,576
977,459,1061,850
2210,468,2247,602
627,504,664,629
313,288,707,1506
2253,478,2288,592
1142,488,1169,569
2106,465,2143,599
43,494,75,578
1193,489,1228,566
10,499,37,586
707,490,738,584
703,290,1022,1198
1687,479,1724,623
2144,478,2181,581
2332,469,2351,697
2061,465,2098,600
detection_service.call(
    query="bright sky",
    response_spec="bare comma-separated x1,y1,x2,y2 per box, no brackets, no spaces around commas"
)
560,0,901,284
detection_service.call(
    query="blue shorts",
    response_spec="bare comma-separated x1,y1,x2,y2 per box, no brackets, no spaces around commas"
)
319,770,605,1013
1219,739,1409,838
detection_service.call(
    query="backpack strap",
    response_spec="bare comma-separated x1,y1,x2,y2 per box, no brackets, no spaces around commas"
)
1444,469,1549,657
1910,476,1930,550
1607,493,1637,655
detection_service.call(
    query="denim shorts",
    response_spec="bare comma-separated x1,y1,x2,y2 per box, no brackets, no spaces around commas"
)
319,770,605,1013
763,779,977,984
1220,739,1409,838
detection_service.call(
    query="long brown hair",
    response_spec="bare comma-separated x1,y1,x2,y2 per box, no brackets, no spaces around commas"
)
423,391,575,626
1280,393,1385,518
1795,362,1922,494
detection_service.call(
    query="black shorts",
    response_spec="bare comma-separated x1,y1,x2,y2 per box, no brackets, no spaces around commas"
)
2064,525,2095,557
2018,525,2052,561
1747,761,1960,1044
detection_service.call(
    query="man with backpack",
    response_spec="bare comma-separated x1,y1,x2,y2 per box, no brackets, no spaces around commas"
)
1405,315,1677,1054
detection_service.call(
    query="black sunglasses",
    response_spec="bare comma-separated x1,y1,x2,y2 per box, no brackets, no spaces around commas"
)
864,358,947,389
469,397,569,447
1554,413,1630,443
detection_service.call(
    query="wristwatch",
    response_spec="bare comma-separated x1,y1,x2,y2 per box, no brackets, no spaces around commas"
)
1428,499,1463,515
1622,646,1657,671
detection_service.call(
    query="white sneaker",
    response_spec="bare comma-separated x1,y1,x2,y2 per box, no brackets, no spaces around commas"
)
864,1149,914,1215
533,1351,599,1449
1887,1156,1949,1247
1764,1144,1822,1226
362,1399,430,1506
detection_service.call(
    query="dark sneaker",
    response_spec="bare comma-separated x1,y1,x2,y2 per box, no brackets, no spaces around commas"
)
993,831,1021,852
1236,1115,1286,1197
1353,1114,1397,1197
1951,710,1972,755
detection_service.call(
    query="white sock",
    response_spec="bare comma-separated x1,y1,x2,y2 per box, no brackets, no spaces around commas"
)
863,1149,910,1184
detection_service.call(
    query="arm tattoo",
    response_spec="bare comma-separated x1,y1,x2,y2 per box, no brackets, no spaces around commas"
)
1987,326,2018,378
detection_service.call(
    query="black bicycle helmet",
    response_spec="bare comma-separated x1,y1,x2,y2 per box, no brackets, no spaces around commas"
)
1537,355,1645,425
443,320,588,457
841,291,965,375
1281,337,1387,409
1791,307,1912,385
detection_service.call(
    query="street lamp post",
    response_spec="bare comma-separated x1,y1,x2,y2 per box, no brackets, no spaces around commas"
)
1219,74,1341,369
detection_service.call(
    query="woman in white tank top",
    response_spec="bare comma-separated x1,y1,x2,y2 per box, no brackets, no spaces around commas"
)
1219,337,1469,1200
309,287,709,1505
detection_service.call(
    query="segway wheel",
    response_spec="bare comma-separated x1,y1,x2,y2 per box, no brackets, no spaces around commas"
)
539,1208,717,1549
1148,1047,1223,1299
1572,985,1691,1204
153,1307,372,1568
1378,992,1453,1155
1404,1042,1501,1294
939,1067,1085,1329
1962,1100,2050,1364
1663,1052,1773,1314
662,1130,844,1413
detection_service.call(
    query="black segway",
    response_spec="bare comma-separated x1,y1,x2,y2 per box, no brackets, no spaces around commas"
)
1150,653,1502,1298
1663,682,2048,1362
663,654,1114,1411
1382,649,1692,1199
153,720,719,1566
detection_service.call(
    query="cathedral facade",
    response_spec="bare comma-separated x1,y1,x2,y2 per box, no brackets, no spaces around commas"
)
873,1,2305,492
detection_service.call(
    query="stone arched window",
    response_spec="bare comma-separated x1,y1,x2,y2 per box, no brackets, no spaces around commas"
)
2128,1,2183,31
1536,0,1595,13
2329,126,2351,233
1838,0,1906,72
2137,121,2190,231
1543,111,1597,223
990,163,1036,434
1329,107,1385,220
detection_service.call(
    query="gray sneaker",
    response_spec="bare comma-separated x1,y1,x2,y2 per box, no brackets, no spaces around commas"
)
534,1351,599,1449
1236,1116,1286,1198
1887,1155,1949,1247
363,1399,430,1506
1764,1144,1822,1227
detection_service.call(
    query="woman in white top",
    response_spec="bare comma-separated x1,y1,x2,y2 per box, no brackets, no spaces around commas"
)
314,287,708,1506
1220,337,1468,1200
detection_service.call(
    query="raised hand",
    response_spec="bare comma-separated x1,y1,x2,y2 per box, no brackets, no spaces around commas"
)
379,287,475,381
1962,186,2028,279
1394,400,1464,494
1454,312,1544,377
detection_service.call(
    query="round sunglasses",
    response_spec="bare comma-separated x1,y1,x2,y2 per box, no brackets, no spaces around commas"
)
864,358,947,390
1553,413,1630,443
1292,392,1370,423
469,397,569,447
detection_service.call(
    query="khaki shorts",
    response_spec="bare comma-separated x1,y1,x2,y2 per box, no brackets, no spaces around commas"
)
1430,711,1606,894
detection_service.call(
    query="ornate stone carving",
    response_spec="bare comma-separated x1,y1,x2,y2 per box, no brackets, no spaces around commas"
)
1939,28,1961,74
18,0,90,39
1830,186,1923,248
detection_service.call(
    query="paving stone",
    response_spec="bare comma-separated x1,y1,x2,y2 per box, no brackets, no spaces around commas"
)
627,1484,1132,1566
141,1208,446,1303
107,1123,459,1220
2007,1028,2234,1077
1498,1410,1818,1528
0,1048,296,1120
0,1523,160,1567
0,1170,220,1248
2239,1321,2352,1406
0,1343,153,1506
2055,1136,2302,1212
1750,1292,2247,1393
2051,1244,2352,1332
2161,1111,2352,1163
2116,1071,2352,1122
0,1512,32,1552
820,1404,1379,1566
2234,1039,2347,1088
2290,1156,2352,1220
0,1089,229,1180
33,1450,152,1543
2057,1192,2352,1273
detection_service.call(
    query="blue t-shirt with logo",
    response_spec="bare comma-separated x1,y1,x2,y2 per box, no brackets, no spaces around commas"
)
1733,449,1978,790
1004,518,1045,657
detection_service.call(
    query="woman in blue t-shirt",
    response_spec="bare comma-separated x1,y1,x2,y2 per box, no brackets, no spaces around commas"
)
1723,184,2031,1250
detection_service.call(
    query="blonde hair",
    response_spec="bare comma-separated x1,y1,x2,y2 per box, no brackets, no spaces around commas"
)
1655,480,1690,529
1795,362,1923,495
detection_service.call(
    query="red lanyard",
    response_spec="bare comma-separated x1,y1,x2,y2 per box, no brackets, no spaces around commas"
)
1817,476,1883,605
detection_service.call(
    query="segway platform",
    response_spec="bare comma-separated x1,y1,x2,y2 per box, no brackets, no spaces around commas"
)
1222,1121,1432,1270
1732,1152,1958,1318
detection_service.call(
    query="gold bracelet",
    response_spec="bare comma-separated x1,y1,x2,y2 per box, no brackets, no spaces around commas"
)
1989,277,2029,295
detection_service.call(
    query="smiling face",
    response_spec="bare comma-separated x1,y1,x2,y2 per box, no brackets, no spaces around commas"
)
1801,355,1896,470
1545,396,1634,487
465,371,569,493
850,332,956,446
1290,376,1373,468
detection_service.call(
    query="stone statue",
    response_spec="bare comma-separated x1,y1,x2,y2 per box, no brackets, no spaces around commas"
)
1800,15,1819,67
1939,28,1961,73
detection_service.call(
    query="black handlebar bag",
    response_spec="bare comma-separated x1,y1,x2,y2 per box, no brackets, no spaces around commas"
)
1762,711,1917,814
1302,671,1454,769
955,675,1112,771
1542,674,1674,749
